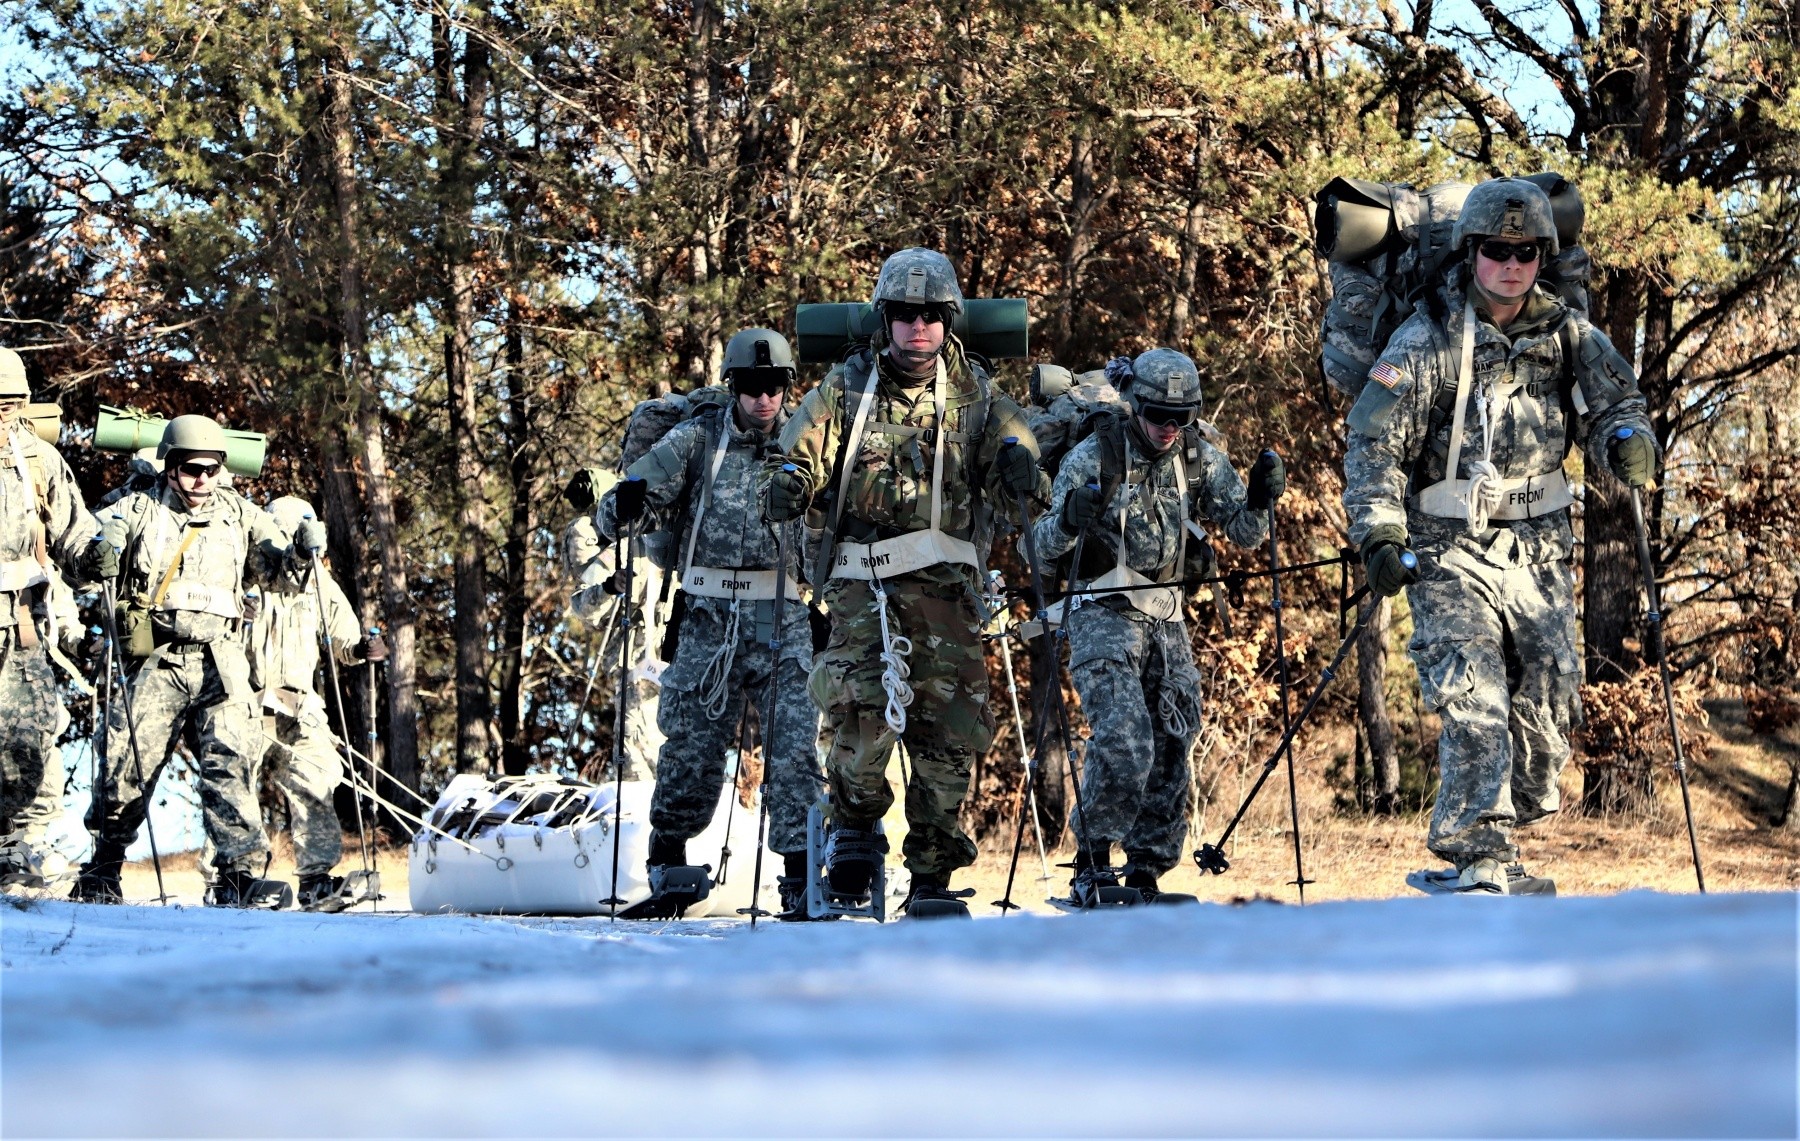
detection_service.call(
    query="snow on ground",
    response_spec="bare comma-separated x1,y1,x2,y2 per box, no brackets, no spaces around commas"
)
2,891,1794,1138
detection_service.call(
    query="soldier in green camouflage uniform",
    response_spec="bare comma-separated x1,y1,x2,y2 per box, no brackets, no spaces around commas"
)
1343,177,1656,894
247,496,385,909
0,349,106,888
1033,349,1280,903
595,328,824,917
771,249,1046,913
76,414,320,906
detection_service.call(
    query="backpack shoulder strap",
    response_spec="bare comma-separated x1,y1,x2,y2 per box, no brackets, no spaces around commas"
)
1093,410,1129,508
1558,318,1581,459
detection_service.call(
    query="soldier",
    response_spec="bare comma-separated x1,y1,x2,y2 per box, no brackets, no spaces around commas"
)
1032,348,1280,905
595,328,822,918
770,248,1045,917
75,414,323,906
246,496,387,910
1343,176,1655,895
0,348,108,888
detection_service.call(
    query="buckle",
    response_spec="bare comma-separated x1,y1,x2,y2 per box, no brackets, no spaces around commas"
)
920,427,937,446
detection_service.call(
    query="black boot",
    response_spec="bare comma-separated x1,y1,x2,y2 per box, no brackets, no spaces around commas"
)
776,851,830,922
646,832,687,873
72,840,127,904
900,873,974,919
824,824,887,899
1123,866,1160,902
298,873,347,910
208,868,294,910
1068,848,1131,908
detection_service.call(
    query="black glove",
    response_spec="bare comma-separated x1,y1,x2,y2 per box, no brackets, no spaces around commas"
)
1060,482,1104,534
614,476,648,526
357,633,389,663
1360,526,1419,598
1608,428,1656,489
1246,450,1286,511
79,539,119,581
996,439,1039,497
767,463,809,523
564,468,602,511
295,517,328,557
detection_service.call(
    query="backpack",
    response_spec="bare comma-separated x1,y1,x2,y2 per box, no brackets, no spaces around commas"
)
1025,364,1130,478
1314,174,1593,400
618,385,734,570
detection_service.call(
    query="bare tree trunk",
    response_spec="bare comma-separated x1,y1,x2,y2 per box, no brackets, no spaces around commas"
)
323,40,418,796
436,10,493,773
681,0,722,384
498,313,532,776
1357,595,1399,813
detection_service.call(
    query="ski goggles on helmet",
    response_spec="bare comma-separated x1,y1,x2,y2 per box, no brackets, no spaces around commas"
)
1139,402,1200,428
728,367,793,399
883,302,949,327
1476,239,1542,265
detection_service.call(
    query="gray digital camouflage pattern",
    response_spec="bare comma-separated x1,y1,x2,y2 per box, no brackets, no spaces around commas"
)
88,484,305,875
1343,280,1654,866
782,344,1040,879
597,405,820,853
1034,418,1268,870
561,511,664,772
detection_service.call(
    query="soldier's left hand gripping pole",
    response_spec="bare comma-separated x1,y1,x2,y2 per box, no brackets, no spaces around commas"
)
738,465,798,928
603,476,647,921
94,518,169,905
303,514,376,906
1194,569,1405,878
1258,450,1313,904
1618,427,1706,893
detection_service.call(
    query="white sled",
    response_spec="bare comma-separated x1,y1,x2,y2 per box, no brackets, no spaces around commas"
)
408,773,782,917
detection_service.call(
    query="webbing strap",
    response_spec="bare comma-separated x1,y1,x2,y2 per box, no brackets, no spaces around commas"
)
678,414,733,584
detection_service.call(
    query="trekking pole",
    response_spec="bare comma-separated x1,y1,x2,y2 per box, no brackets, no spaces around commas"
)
365,625,382,837
306,537,375,895
1195,579,1399,877
1618,428,1706,892
995,455,1092,913
993,608,1052,886
603,477,645,921
1257,452,1313,903
713,692,754,887
740,468,796,927
95,566,169,906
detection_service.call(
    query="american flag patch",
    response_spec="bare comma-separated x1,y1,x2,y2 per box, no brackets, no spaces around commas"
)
1369,360,1408,391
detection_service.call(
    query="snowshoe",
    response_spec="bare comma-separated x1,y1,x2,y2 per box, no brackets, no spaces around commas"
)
298,870,382,914
776,853,835,922
1407,860,1556,897
622,864,713,919
1124,867,1197,906
803,798,886,921
900,877,975,920
1052,861,1140,910
206,869,295,910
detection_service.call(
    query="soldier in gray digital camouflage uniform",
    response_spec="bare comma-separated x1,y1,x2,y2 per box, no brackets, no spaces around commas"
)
0,348,108,889
1343,176,1656,895
1033,348,1281,905
596,328,824,919
76,414,322,906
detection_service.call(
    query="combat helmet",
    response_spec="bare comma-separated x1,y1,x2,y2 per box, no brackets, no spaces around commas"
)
0,348,28,401
1127,349,1204,421
870,248,965,332
157,413,230,460
1452,177,1561,256
266,495,317,539
720,328,797,393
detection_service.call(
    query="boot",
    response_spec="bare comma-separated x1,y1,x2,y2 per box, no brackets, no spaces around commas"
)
208,867,294,910
298,873,347,911
1068,848,1125,908
71,840,127,904
823,824,888,899
0,836,46,890
1454,857,1507,895
646,831,687,874
776,851,832,922
1123,866,1162,903
900,873,974,919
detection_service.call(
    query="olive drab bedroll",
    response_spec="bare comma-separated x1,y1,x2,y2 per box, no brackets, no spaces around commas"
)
1313,171,1591,399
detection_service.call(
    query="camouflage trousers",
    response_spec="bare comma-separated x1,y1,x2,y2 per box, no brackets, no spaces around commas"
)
16,700,71,850
87,642,269,873
651,598,820,855
1407,525,1582,865
1065,602,1203,874
0,624,56,841
256,702,345,877
810,574,994,879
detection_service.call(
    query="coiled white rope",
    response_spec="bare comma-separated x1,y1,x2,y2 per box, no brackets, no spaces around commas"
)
1466,384,1503,534
874,579,914,735
696,599,742,721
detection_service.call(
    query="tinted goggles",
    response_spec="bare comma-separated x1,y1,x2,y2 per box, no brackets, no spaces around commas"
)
885,302,949,326
728,367,794,398
1476,240,1542,265
1140,402,1200,428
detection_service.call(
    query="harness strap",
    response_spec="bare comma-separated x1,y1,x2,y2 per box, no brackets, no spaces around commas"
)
678,411,734,585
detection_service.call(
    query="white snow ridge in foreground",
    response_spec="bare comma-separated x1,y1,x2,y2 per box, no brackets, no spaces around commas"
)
2,891,1794,1137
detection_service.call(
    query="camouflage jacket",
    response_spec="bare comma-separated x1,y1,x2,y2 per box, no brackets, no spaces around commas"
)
1343,281,1653,551
1035,416,1268,584
247,560,360,697
780,342,1044,585
103,483,304,645
1,426,96,627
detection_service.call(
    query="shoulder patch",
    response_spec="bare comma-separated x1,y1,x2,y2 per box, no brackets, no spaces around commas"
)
1368,360,1409,391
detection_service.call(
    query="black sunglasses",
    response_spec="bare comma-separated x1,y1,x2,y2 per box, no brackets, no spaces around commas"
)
1477,240,1542,264
1140,403,1199,427
177,460,223,478
729,367,793,398
885,302,947,326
